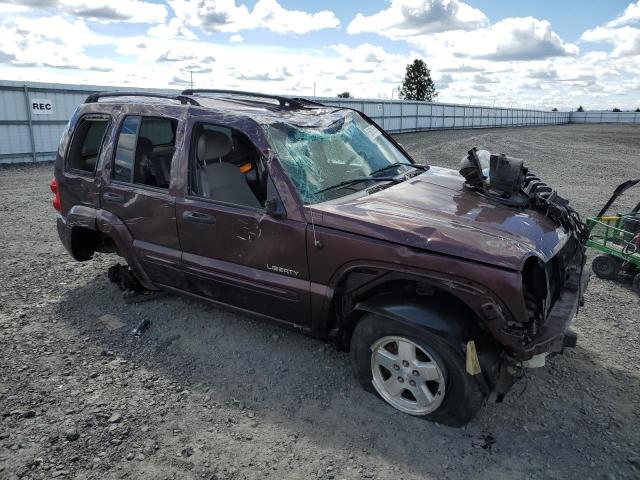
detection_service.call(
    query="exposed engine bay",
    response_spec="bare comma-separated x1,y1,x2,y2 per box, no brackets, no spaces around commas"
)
459,147,589,356
459,147,589,245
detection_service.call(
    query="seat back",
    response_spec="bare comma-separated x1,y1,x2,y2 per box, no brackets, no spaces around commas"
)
204,163,261,207
196,130,260,207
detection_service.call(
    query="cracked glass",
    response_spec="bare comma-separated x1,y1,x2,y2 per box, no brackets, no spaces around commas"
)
264,112,411,204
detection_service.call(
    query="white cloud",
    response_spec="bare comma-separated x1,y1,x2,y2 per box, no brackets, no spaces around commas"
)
166,0,339,35
331,43,395,65
472,17,579,60
0,15,113,70
606,0,640,28
347,0,487,36
0,0,167,23
581,1,640,58
148,17,196,39
581,25,640,57
347,1,576,62
0,0,637,109
250,0,340,34
406,17,578,62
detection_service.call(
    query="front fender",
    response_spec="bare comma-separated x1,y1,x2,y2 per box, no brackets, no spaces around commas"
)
352,294,486,351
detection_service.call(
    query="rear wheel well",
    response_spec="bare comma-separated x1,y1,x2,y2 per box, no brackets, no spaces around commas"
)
70,226,117,261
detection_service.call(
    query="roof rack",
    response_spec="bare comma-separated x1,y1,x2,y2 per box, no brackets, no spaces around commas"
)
291,97,325,107
85,92,200,106
181,89,306,109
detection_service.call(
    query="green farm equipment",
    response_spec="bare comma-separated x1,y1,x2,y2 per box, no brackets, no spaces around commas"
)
586,179,640,295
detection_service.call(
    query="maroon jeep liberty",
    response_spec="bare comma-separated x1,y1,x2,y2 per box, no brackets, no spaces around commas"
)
52,90,589,426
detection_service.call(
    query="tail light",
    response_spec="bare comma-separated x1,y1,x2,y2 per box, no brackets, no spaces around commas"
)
49,177,61,212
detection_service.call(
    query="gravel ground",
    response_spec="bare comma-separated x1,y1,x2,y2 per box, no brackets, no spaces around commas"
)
1,124,639,480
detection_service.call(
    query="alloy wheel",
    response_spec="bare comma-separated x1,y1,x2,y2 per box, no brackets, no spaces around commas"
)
370,336,446,415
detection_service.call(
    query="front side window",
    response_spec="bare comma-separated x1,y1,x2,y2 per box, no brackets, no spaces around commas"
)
189,123,266,208
66,116,110,174
113,116,177,188
263,111,412,204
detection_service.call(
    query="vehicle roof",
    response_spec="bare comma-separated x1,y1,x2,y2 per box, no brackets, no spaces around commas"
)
88,91,348,128
190,95,346,127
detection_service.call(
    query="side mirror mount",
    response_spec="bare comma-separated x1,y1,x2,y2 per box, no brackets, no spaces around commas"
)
265,198,285,218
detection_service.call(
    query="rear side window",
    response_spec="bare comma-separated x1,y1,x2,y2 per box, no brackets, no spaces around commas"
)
113,116,177,189
66,116,110,174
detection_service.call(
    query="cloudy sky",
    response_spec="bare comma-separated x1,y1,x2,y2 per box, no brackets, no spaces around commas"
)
1,0,639,109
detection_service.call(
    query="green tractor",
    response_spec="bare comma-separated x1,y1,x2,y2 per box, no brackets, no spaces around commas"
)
586,179,640,295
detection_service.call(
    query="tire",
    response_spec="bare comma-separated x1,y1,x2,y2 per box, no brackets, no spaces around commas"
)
592,255,621,279
350,313,484,427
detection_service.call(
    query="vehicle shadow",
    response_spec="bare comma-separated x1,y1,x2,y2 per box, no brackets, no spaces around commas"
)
53,272,640,479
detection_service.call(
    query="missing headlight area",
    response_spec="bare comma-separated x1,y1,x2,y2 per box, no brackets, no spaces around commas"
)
522,256,549,334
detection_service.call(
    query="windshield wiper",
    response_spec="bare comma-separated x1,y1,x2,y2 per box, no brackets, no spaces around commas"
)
369,162,429,176
314,177,398,195
409,163,429,171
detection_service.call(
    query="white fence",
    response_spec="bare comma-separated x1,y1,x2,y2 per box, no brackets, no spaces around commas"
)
317,98,569,133
0,79,638,164
570,111,640,124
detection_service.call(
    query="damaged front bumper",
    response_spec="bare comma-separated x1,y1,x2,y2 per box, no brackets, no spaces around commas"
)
519,266,591,360
491,267,590,400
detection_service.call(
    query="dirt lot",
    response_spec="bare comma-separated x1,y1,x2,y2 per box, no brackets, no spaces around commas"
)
1,124,639,480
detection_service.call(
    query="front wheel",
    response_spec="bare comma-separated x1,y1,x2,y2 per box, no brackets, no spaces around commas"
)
350,314,484,427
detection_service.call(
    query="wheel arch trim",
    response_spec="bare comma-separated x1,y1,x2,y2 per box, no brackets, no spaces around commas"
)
60,205,155,290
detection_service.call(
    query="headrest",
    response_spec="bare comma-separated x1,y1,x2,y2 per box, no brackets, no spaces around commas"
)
197,130,232,163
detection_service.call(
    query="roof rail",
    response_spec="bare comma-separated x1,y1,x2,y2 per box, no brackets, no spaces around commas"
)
85,92,200,106
181,89,305,108
291,97,325,107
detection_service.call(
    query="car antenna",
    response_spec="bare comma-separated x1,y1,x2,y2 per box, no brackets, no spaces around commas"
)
308,207,323,249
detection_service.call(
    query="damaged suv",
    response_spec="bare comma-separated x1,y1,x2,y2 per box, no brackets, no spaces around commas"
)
52,90,589,426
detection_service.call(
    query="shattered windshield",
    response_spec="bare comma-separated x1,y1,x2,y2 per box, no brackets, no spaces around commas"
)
264,112,413,204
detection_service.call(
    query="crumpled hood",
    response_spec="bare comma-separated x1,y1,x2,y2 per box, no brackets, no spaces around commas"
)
312,166,569,270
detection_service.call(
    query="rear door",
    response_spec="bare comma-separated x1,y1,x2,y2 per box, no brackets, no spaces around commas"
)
101,111,184,286
174,119,311,327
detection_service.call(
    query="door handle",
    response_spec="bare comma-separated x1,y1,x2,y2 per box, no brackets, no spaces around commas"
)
183,211,216,225
103,192,125,203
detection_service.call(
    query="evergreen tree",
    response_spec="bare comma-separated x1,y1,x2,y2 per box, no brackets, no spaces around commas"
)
400,59,436,101
577,106,584,112
337,91,351,98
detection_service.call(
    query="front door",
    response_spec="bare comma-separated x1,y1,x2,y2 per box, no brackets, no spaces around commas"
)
101,113,183,286
175,121,311,327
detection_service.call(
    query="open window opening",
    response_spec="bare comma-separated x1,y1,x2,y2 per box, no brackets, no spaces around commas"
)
113,115,177,189
189,123,267,208
66,115,110,174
